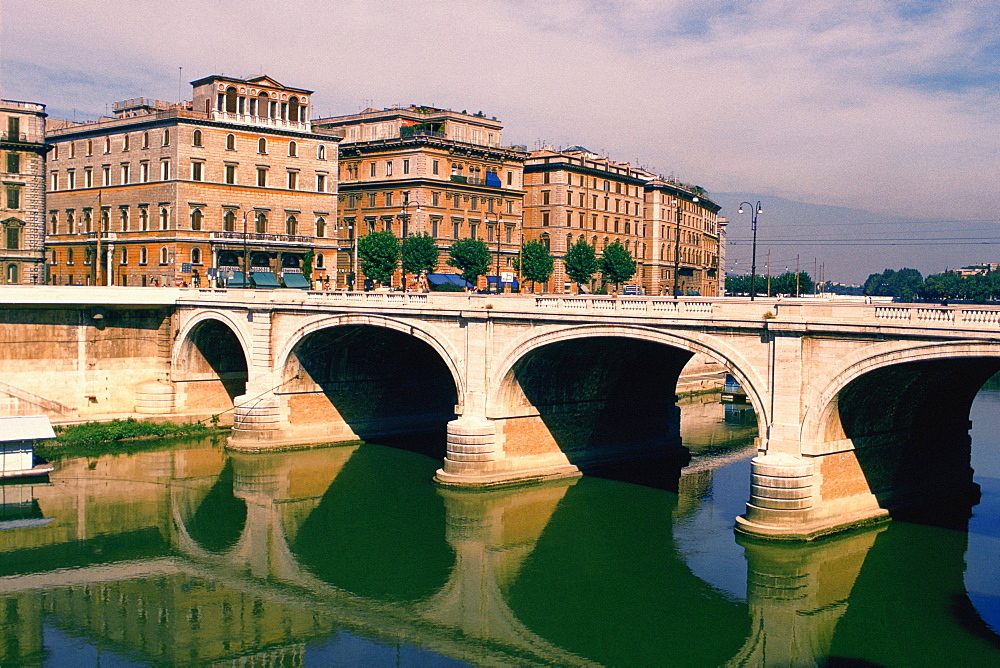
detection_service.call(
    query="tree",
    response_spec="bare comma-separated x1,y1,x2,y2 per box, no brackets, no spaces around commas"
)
600,240,635,289
864,268,923,302
301,249,314,283
358,230,400,286
725,274,751,296
564,238,598,291
401,233,439,285
447,237,492,285
520,239,554,291
769,271,814,296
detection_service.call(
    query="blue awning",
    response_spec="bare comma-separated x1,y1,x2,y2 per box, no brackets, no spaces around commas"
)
426,273,473,288
281,272,311,289
225,271,248,288
250,272,282,288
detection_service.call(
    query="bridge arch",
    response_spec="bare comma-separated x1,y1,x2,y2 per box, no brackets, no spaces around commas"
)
273,314,464,447
172,310,252,411
800,340,1000,522
485,324,766,472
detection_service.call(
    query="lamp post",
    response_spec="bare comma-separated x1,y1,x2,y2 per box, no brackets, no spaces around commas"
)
672,193,699,298
242,209,250,287
338,220,356,290
738,201,762,300
400,199,422,289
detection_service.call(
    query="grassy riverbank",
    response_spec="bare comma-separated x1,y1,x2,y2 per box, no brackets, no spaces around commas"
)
38,418,225,459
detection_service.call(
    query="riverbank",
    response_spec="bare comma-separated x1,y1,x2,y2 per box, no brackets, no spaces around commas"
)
38,418,227,459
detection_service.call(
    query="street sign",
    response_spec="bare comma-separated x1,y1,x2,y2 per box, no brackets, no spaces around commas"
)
501,271,515,283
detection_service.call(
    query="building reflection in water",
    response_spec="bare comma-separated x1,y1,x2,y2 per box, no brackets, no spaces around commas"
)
0,396,997,665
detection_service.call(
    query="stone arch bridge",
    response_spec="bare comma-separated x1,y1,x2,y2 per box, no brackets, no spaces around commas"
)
6,286,1000,540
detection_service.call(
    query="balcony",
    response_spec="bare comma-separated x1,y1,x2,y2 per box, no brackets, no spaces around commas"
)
209,110,311,132
210,231,314,247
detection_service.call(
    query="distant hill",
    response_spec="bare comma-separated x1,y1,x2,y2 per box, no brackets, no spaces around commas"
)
710,192,995,285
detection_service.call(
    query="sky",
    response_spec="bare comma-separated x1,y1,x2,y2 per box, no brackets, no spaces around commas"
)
1,0,998,284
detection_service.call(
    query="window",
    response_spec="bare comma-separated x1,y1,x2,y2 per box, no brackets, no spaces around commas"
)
160,160,170,181
139,247,147,265
369,162,376,177
104,137,111,153
85,168,93,188
315,217,326,237
69,142,76,158
317,144,326,160
258,138,267,153
120,248,128,265
507,171,513,186
223,210,236,232
85,140,93,156
543,172,550,184
286,215,297,235
192,129,203,146
68,170,77,189
316,173,326,192
67,248,74,265
431,217,439,237
191,247,202,264
5,225,18,250
225,164,236,184
6,152,19,174
51,171,58,190
49,212,57,234
402,159,409,175
120,208,129,231
6,186,20,209
159,208,169,230
142,132,149,149
191,161,203,181
288,141,297,157
432,160,439,175
368,192,376,207
122,134,130,151
385,192,393,207
542,191,550,205
287,171,297,190
255,212,267,234
66,210,74,233
162,129,170,146
506,200,513,215
470,223,478,239
102,166,110,186
7,116,19,138
453,220,460,238
120,164,130,184
226,134,236,150
432,192,440,206
316,253,325,268
101,208,109,232
385,160,393,176
83,209,92,233
542,211,550,227
257,167,267,187
139,208,149,231
140,162,149,183
159,247,168,265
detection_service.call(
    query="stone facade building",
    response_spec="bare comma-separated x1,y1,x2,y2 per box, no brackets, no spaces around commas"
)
1,99,47,284
522,147,722,295
44,75,340,287
313,106,525,288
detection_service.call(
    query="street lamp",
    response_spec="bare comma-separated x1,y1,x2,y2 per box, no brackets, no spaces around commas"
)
738,201,762,300
338,220,357,290
672,193,699,298
242,209,250,287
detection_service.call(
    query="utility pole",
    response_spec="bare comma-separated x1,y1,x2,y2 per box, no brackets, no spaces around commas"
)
795,254,800,297
766,248,771,297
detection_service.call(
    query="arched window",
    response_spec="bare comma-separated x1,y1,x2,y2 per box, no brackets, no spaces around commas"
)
104,137,111,153
122,134,130,151
190,208,203,231
139,247,147,265
192,129,203,146
162,129,170,146
258,92,269,117
540,233,550,250
289,96,300,122
120,209,129,232
159,246,168,265
258,138,267,154
288,141,297,157
191,247,201,264
226,134,235,151
255,212,267,234
223,210,236,232
315,217,326,238
285,215,297,236
317,144,326,160
225,87,238,113
67,248,74,265
49,212,57,234
142,132,149,149
316,253,325,268
120,247,128,265
159,208,169,230
139,208,149,231
6,264,18,284
86,139,93,155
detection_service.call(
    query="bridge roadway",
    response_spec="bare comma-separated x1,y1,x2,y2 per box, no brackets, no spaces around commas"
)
4,285,1000,539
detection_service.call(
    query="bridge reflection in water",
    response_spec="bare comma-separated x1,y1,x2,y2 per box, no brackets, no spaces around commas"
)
0,395,998,665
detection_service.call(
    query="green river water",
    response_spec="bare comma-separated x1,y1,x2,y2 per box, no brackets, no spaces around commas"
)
1,391,998,666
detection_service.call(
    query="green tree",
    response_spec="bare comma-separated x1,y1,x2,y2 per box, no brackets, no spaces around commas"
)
447,237,492,285
358,230,400,286
564,238,599,291
922,271,962,301
401,233,439,285
520,239,554,291
600,240,636,289
301,249,314,283
770,271,814,296
725,274,751,296
864,268,923,301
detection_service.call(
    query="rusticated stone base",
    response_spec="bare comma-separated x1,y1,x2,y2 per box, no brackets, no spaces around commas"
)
435,416,580,488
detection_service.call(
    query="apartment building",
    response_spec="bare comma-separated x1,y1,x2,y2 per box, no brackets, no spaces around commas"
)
45,75,340,287
1,99,47,284
313,105,525,288
523,147,721,295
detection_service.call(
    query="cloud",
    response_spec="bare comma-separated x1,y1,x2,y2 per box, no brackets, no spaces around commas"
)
2,0,998,223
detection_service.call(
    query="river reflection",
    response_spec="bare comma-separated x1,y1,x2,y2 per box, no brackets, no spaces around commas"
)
0,392,998,666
